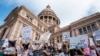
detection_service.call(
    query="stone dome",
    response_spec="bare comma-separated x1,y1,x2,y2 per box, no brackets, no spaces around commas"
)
38,5,60,26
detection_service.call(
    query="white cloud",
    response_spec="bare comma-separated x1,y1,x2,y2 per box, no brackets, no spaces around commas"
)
1,0,100,27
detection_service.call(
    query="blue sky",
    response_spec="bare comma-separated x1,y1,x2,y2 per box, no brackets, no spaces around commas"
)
0,0,100,27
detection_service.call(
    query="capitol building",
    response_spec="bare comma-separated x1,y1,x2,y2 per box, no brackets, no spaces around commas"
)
0,5,100,45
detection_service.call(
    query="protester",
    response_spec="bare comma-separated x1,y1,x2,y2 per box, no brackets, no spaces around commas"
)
90,46,97,56
41,43,51,56
52,44,59,56
61,42,69,56
32,43,40,56
21,43,30,56
16,41,24,56
3,40,17,56
84,47,91,56
28,44,34,56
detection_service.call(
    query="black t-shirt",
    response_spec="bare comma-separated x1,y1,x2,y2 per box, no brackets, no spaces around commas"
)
69,49,76,56
76,49,83,55
69,49,83,56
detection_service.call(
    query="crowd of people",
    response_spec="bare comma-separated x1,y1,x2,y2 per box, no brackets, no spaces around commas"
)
0,39,100,56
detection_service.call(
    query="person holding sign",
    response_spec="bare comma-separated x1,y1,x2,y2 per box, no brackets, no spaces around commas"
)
52,44,59,56
61,42,69,56
3,41,17,56
41,43,51,56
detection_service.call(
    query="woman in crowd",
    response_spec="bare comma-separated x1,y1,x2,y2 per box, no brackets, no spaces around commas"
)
21,43,30,56
52,44,59,56
32,43,41,56
90,46,97,56
61,42,69,56
16,41,24,56
41,43,51,56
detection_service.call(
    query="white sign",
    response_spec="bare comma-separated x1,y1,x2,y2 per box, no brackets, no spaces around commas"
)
62,32,70,41
70,35,88,49
93,30,100,44
39,32,51,43
2,38,9,48
89,38,95,46
22,26,32,43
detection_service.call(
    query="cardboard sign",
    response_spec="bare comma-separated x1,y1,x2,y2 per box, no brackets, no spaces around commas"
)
62,32,70,42
22,26,32,43
70,35,88,49
39,32,51,43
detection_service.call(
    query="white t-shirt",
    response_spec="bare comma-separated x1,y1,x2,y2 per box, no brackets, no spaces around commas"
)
91,50,97,56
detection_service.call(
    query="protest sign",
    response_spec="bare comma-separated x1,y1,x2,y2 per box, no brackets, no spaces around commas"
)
70,35,88,49
93,30,100,44
89,38,95,46
62,32,70,42
22,26,32,43
39,32,51,43
2,38,9,48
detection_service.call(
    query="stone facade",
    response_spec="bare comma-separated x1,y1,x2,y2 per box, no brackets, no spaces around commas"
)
0,5,100,45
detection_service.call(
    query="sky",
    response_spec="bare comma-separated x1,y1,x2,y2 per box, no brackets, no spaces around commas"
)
0,0,100,27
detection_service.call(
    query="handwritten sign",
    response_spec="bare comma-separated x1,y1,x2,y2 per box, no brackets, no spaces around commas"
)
62,32,70,42
22,26,32,43
39,32,51,43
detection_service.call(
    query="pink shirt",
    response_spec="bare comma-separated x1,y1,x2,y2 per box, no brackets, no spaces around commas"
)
84,47,90,55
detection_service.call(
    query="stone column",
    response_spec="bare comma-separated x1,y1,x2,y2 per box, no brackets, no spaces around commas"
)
43,16,45,22
54,37,57,44
71,29,75,37
9,21,19,40
16,22,23,40
76,29,79,36
96,21,100,29
82,28,84,34
90,25,93,32
2,27,10,40
48,16,49,24
33,31,36,41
